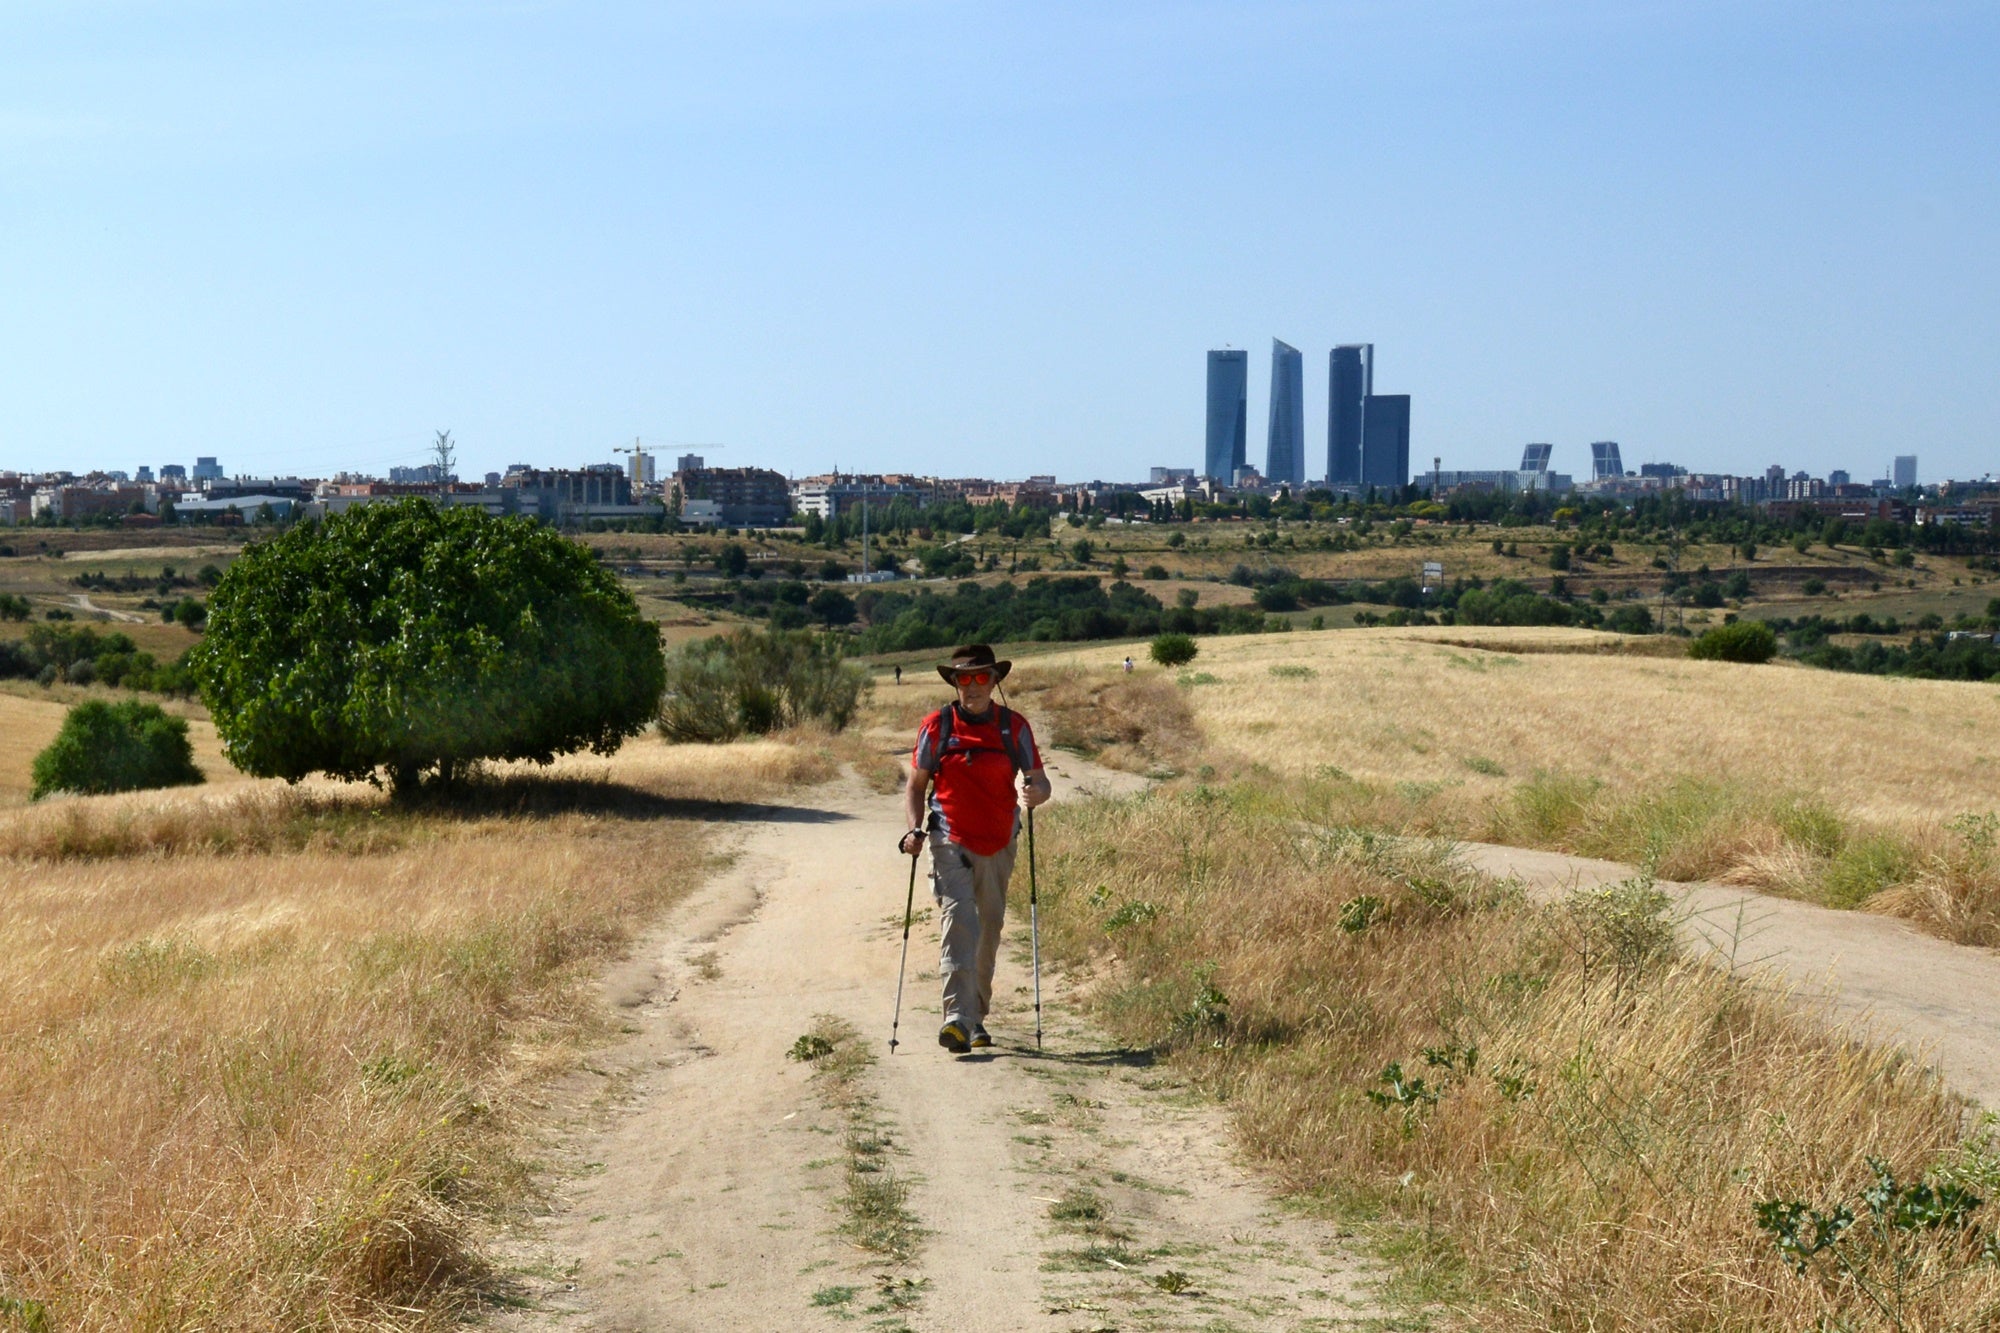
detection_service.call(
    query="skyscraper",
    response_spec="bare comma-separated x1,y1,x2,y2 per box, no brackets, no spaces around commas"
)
1520,443,1553,473
1893,455,1918,488
1327,344,1373,485
1360,395,1411,490
1590,442,1624,480
1265,339,1305,488
1204,350,1248,483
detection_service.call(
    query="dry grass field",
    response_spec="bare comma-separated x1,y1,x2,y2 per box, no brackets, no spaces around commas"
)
1014,627,2000,942
1033,783,2000,1331
1068,626,2000,822
0,731,832,1330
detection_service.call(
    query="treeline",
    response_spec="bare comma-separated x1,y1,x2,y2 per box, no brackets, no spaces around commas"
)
70,563,222,595
849,578,1273,653
1765,606,2000,642
798,497,1054,545
0,625,197,694
1225,566,1658,634
1788,631,2000,682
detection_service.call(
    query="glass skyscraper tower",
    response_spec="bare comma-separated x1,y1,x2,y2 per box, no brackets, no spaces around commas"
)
1327,344,1373,485
1204,350,1248,483
1265,339,1305,488
1361,395,1411,490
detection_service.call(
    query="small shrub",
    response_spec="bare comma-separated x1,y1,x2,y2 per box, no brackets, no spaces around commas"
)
30,700,205,801
788,1032,836,1062
1688,621,1777,663
1150,632,1198,667
1822,834,1914,909
658,627,869,742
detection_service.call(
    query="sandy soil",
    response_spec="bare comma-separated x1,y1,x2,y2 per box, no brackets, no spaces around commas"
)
1459,842,2000,1110
484,760,1384,1332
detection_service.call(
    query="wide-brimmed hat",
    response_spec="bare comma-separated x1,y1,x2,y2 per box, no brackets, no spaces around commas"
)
937,642,1012,685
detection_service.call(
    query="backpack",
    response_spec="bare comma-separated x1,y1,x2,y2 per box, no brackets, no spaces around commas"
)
931,703,1028,774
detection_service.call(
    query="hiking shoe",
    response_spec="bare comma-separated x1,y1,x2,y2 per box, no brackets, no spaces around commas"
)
968,1024,992,1049
938,1021,971,1054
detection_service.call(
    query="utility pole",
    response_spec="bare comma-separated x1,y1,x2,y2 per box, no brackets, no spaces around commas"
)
859,480,872,577
432,430,455,501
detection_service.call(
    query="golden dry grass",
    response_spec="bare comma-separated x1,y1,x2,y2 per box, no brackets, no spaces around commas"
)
1035,782,2000,1331
1032,626,2000,823
1021,627,2000,941
0,732,828,1329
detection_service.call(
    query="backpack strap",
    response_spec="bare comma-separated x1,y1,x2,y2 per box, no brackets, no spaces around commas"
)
933,703,1027,773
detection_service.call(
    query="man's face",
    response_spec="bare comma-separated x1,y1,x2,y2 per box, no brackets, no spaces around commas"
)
952,668,995,712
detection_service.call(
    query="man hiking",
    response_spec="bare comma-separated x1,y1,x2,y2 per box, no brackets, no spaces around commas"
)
899,644,1052,1054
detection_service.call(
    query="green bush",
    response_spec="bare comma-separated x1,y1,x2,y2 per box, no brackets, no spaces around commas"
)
1688,621,1777,664
30,699,205,800
191,499,664,793
658,628,870,743
1149,632,1198,667
1603,604,1656,635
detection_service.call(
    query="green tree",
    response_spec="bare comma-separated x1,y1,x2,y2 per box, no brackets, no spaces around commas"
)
190,499,664,794
808,587,857,627
30,699,204,800
1150,632,1198,667
716,542,750,577
173,597,207,629
1548,544,1572,571
1070,537,1094,564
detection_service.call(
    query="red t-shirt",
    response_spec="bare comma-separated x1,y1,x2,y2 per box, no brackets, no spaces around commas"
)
912,704,1041,857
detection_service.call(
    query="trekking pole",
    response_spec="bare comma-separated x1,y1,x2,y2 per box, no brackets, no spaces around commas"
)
1027,806,1043,1050
888,847,918,1052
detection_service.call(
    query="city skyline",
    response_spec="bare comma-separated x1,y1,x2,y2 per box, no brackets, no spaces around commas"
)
0,5,1993,484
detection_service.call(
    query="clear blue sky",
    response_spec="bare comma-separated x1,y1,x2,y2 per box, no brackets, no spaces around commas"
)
3,2,1995,485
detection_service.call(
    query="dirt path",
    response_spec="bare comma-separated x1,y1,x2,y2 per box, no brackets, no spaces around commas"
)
486,762,1384,1332
1458,841,2000,1110
68,594,147,623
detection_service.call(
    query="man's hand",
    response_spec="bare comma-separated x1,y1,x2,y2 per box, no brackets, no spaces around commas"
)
898,829,925,856
1018,770,1052,810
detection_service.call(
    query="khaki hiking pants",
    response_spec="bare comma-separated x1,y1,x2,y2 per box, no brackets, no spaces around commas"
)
927,831,1017,1030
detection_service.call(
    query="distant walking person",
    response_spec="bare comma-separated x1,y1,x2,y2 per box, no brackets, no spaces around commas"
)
1122,655,1133,673
894,664,902,686
899,644,1051,1053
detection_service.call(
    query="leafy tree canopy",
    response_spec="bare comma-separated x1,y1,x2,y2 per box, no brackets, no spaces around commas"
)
191,499,665,791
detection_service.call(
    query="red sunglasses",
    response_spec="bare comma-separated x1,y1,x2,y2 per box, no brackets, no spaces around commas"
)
953,670,994,686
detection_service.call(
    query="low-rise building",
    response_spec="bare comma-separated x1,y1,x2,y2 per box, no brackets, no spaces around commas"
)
791,473,929,520
678,466,790,527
